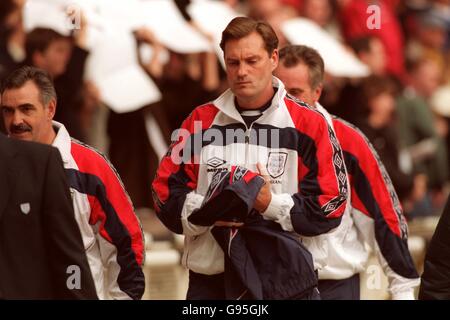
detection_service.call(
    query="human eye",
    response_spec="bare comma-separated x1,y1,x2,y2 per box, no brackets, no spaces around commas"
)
21,105,35,114
2,107,13,115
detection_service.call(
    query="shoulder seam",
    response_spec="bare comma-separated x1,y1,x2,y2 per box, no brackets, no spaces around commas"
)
70,138,135,212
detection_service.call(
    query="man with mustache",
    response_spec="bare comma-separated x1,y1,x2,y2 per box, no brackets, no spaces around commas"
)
1,66,145,300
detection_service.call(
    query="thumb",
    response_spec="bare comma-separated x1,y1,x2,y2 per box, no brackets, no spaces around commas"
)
257,162,270,180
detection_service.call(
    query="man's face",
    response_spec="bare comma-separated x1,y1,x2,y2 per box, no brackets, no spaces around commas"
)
414,60,441,98
1,80,55,143
368,92,395,123
34,38,72,78
359,38,386,76
303,0,332,27
224,32,278,108
274,62,321,105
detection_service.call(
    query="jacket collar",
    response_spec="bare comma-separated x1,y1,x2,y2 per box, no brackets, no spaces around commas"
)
51,121,72,165
212,77,287,125
315,102,334,126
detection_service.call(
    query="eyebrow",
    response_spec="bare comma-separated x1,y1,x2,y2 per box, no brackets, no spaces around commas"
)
226,55,260,61
1,103,35,109
18,103,36,108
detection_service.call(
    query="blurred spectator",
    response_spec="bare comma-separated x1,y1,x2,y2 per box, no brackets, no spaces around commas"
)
105,28,170,210
158,51,221,131
0,0,24,81
350,36,387,76
397,58,448,195
281,0,303,12
247,0,284,20
24,20,90,141
406,10,450,83
329,36,388,125
247,0,298,48
135,27,221,132
430,85,450,176
301,0,343,40
338,0,406,79
355,76,417,203
1,0,25,134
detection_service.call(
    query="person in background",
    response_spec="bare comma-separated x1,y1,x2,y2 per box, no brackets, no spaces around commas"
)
24,11,90,141
274,44,419,299
331,36,388,124
397,58,448,216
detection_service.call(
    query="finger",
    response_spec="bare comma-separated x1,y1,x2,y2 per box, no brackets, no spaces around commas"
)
214,221,244,227
257,162,270,182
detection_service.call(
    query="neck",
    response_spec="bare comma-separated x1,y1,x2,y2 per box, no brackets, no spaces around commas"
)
236,85,275,110
41,125,57,145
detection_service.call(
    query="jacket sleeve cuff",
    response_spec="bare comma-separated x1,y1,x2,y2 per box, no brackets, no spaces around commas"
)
181,192,209,236
391,290,415,300
261,193,295,232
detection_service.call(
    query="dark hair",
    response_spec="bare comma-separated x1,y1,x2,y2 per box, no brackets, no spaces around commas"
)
349,36,377,55
220,17,278,56
25,28,70,65
405,57,438,75
0,0,17,40
279,45,324,89
362,75,396,102
1,66,57,106
0,0,15,26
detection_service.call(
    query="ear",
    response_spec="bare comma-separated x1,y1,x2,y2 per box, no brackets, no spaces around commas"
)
271,49,279,71
313,84,323,103
46,99,56,120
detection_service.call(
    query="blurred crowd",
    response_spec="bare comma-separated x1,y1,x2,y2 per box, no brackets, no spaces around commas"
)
1,0,449,219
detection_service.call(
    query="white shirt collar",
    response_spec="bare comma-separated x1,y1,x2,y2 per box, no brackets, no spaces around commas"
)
51,121,72,164
213,76,287,124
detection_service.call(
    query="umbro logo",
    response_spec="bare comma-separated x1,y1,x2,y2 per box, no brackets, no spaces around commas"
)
207,157,226,168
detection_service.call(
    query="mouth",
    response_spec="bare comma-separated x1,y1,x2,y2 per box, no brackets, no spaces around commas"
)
10,131,31,139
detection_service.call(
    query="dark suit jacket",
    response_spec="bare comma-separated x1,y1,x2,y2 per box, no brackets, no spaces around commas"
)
419,195,450,300
0,134,98,299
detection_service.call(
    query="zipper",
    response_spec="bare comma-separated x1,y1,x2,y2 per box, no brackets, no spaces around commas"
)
245,122,254,167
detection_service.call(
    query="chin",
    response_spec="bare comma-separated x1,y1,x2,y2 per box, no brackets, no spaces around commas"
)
233,87,254,97
9,132,32,141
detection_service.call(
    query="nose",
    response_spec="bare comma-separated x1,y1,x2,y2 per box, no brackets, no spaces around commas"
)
237,63,247,78
12,111,24,126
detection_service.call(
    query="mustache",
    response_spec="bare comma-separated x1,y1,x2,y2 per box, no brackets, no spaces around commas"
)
10,123,32,134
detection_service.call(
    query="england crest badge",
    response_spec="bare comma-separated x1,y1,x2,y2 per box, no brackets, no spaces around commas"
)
266,152,288,178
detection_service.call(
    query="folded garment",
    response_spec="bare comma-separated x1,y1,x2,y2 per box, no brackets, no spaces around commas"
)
188,166,265,226
212,216,318,300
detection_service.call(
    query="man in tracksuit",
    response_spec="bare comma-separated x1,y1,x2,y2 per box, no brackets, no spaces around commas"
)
1,66,145,300
274,44,420,299
152,17,348,299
